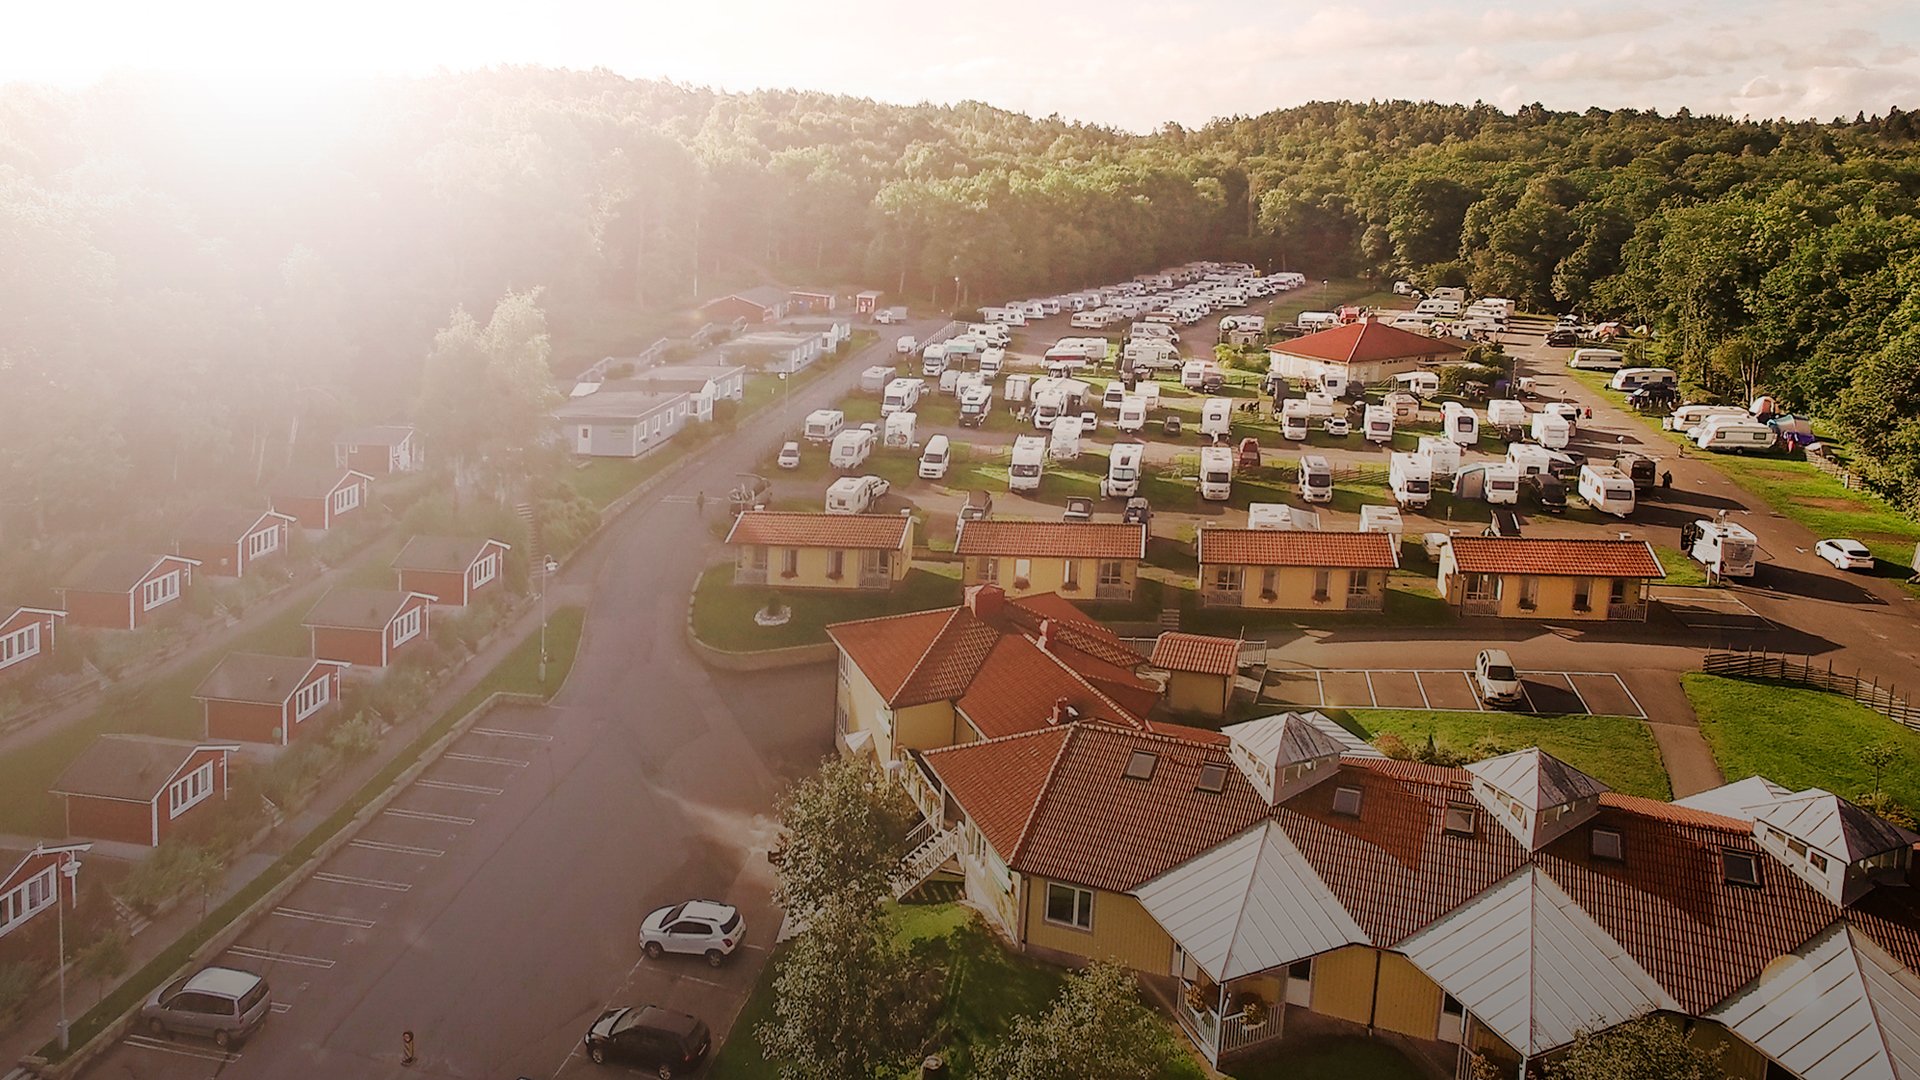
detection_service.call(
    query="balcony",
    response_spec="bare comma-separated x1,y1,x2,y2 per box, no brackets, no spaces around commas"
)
1201,588,1243,608
858,570,892,590
1462,597,1499,616
1095,582,1132,602
734,566,770,585
1607,601,1648,621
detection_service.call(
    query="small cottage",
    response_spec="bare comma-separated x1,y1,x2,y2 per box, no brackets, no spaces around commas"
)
60,552,200,631
392,536,513,606
333,425,421,476
174,507,296,578
51,737,239,847
304,588,434,668
0,606,65,680
272,468,374,531
194,653,346,746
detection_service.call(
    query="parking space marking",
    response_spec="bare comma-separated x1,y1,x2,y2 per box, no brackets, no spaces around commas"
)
673,973,728,989
314,871,413,892
444,751,530,768
124,1035,240,1063
1559,676,1591,714
1417,674,1431,708
272,907,377,929
270,1002,293,1014
1362,670,1378,708
383,808,476,825
228,945,336,969
416,778,505,796
351,838,445,857
472,727,553,742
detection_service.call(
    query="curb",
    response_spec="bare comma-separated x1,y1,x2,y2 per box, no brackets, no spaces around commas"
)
682,583,835,671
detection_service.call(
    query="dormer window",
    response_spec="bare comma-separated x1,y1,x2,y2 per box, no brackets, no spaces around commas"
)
1442,805,1476,836
1332,786,1363,818
1809,851,1828,872
1722,850,1763,887
1591,828,1624,862
1196,763,1228,794
1124,751,1158,781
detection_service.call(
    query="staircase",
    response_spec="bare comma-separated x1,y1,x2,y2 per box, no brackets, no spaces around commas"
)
892,826,962,899
261,794,285,830
516,502,542,562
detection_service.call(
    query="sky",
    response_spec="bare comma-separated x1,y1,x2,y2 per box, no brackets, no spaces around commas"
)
6,0,1919,131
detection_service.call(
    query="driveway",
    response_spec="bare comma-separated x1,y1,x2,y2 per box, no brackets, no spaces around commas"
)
1261,665,1644,718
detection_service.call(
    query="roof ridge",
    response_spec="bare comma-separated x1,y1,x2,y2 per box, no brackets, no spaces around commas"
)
826,603,960,634
1218,823,1273,979
922,723,1071,757
888,607,972,705
1035,633,1147,729
1008,723,1082,867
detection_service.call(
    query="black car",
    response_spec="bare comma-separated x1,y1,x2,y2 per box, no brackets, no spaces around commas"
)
1524,472,1567,512
585,1005,710,1076
1545,451,1586,481
1545,328,1578,347
1122,496,1152,526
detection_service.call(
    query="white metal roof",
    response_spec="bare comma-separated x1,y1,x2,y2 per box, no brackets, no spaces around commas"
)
1673,775,1792,821
1133,821,1368,983
1466,749,1609,811
1756,790,1916,862
1398,867,1676,1055
1220,712,1383,772
1708,924,1920,1080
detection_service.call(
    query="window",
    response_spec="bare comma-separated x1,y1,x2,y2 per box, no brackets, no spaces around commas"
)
331,482,360,515
247,526,279,559
391,604,422,647
0,867,58,934
1464,573,1497,602
1787,838,1808,858
1348,570,1371,596
1259,566,1277,599
1196,763,1228,793
1312,569,1331,601
1332,786,1363,817
1061,560,1079,591
1572,578,1591,611
1442,805,1477,836
169,761,215,818
781,549,799,578
142,571,181,611
1013,558,1032,588
1809,851,1829,872
747,547,768,571
1124,750,1158,780
1516,576,1540,610
294,674,331,722
1591,828,1624,861
826,550,845,579
1098,560,1124,587
579,426,591,441
861,549,888,575
0,622,41,670
979,557,999,582
1044,882,1093,930
471,552,498,588
1722,850,1762,887
1609,578,1628,603
1213,565,1244,592
1287,959,1312,981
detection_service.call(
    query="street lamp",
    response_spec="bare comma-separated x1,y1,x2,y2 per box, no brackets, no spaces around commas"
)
953,276,961,311
55,846,87,1051
538,556,558,685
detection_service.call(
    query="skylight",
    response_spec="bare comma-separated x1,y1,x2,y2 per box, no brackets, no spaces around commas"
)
1124,750,1158,781
1442,805,1476,836
1332,786,1363,817
1196,763,1228,794
1722,850,1762,887
1591,828,1624,862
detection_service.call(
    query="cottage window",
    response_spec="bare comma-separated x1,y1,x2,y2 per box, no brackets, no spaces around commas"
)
142,571,181,612
0,623,41,670
1098,560,1124,587
1347,570,1370,597
391,605,422,647
1044,882,1093,930
1463,573,1497,602
331,483,360,515
246,526,279,559
1516,576,1540,610
1591,828,1624,861
0,867,59,934
294,674,331,722
826,550,845,580
1722,850,1763,887
1259,567,1277,599
1312,569,1331,601
1013,558,1032,588
1061,560,1080,591
979,557,999,583
471,552,498,589
169,761,216,818
1572,578,1592,612
1213,565,1244,592
748,547,769,571
1332,786,1363,817
1287,959,1312,982
1809,851,1828,872
781,550,799,578
1609,578,1628,603
861,549,888,575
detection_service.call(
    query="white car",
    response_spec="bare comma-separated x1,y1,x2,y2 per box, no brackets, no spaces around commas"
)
640,900,745,967
1324,416,1350,437
1816,538,1875,571
895,336,917,354
776,442,801,470
1474,649,1524,706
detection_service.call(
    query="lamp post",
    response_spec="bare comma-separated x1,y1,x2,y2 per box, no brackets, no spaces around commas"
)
55,848,85,1051
538,556,558,685
953,276,962,312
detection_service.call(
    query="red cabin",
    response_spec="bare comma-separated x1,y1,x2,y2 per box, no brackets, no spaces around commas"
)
272,468,373,531
51,737,238,847
391,536,512,607
59,552,199,631
175,507,296,579
194,653,346,746
0,606,66,680
332,425,421,476
0,843,88,944
303,588,434,669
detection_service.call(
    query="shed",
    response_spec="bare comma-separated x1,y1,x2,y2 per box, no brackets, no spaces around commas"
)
51,736,239,847
855,290,883,315
174,507,296,578
60,552,200,631
391,536,512,606
333,425,421,475
194,653,346,746
303,588,435,668
272,468,374,531
1150,632,1243,719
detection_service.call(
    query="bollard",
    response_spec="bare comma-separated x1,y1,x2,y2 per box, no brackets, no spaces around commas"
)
402,1029,417,1067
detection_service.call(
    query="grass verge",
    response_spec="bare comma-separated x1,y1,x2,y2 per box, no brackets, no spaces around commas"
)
1332,708,1672,799
690,564,963,651
1683,673,1920,810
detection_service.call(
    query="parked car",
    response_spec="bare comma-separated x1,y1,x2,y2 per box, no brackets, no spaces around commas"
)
1523,472,1566,513
1473,649,1524,706
641,900,744,967
1062,497,1094,523
1816,538,1875,571
1162,415,1183,436
1545,451,1586,481
583,1004,711,1074
960,489,994,522
1324,416,1350,437
141,967,272,1048
776,442,801,470
1123,497,1152,526
1544,328,1578,347
1483,510,1522,538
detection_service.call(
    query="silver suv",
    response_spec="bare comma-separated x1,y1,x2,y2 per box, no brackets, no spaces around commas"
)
1474,649,1524,706
640,899,744,967
142,966,271,1048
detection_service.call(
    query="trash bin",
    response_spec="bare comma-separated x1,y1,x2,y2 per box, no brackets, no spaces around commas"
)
921,1054,948,1078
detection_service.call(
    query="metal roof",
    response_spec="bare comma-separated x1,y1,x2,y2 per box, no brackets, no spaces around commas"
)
954,520,1147,560
1708,923,1920,1080
1223,712,1353,770
303,588,427,631
1674,776,1794,821
1757,790,1918,862
1468,749,1610,811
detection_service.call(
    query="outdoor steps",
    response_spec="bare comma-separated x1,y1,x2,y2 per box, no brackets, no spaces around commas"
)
892,826,962,899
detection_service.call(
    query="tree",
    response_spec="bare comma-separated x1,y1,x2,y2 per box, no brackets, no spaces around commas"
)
754,899,939,1080
414,290,560,495
1543,1016,1727,1080
768,757,919,918
974,960,1183,1080
75,929,130,1005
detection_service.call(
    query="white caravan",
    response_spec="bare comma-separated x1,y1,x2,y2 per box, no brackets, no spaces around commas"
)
1694,419,1778,453
1486,399,1529,429
884,411,917,449
1201,397,1233,440
1482,463,1521,506
1390,452,1433,509
1199,445,1234,502
1568,348,1625,372
1298,455,1333,503
803,409,845,443
1363,404,1395,445
1009,436,1046,493
1280,399,1311,441
1442,402,1480,447
1116,395,1147,433
1578,464,1636,518
1417,436,1461,479
881,377,924,417
829,427,875,471
1688,520,1758,578
1103,442,1144,498
1665,404,1747,433
1049,415,1084,461
1530,412,1572,450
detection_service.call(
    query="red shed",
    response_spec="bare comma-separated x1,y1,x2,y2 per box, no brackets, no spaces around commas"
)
272,468,373,531
175,507,296,579
51,737,238,847
391,536,512,607
194,653,346,746
698,286,790,325
0,842,88,943
333,425,421,476
0,606,66,681
304,588,433,668
59,553,200,631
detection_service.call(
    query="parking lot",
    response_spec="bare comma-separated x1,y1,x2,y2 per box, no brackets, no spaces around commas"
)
1650,585,1772,632
1260,666,1646,717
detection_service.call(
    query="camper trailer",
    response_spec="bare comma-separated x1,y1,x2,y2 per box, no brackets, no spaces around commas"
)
1417,436,1461,479
1181,360,1217,390
1049,415,1084,461
1009,436,1046,493
1359,505,1404,538
1482,464,1522,506
1694,417,1778,453
1568,348,1625,372
1003,373,1031,405
1390,452,1433,509
1685,519,1758,579
1318,371,1349,399
829,427,875,471
1298,454,1333,503
1201,397,1233,440
1507,443,1555,477
881,378,924,417
1199,445,1234,502
1394,371,1440,397
1031,380,1067,428
1486,399,1529,430
884,411,917,449
1248,504,1322,531
1297,311,1338,331
860,365,896,394
979,347,1006,378
1614,452,1657,491
1363,404,1395,445
1665,404,1746,433
1116,396,1147,433
803,409,846,443
1103,442,1144,498
1578,465,1636,518
918,435,951,479
1530,412,1572,450
1103,381,1127,411
1442,402,1480,447
825,475,888,514
1610,367,1677,392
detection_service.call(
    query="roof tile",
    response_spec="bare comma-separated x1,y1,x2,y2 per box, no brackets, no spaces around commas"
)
1199,529,1400,569
1269,320,1466,366
1447,536,1664,578
725,511,912,551
1150,632,1241,676
955,520,1146,560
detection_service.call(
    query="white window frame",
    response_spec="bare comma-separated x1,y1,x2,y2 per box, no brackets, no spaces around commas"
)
471,551,499,589
331,482,361,516
168,761,215,819
142,571,181,612
246,525,279,559
0,866,58,935
1043,882,1094,931
0,622,41,670
391,604,422,647
294,673,331,722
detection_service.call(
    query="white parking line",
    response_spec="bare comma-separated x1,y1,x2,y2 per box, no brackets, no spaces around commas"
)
1615,676,1647,719
1561,677,1592,715
673,973,728,989
472,727,553,742
272,907,376,929
314,871,413,892
444,751,530,768
228,945,336,969
1362,669,1379,708
416,778,505,796
1416,672,1432,709
270,1002,293,1014
383,807,476,825
124,1034,240,1063
350,838,445,857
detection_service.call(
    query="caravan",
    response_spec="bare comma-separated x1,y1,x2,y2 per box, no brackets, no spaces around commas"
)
803,409,846,443
1201,397,1233,440
1694,419,1778,453
1103,442,1144,498
1568,348,1625,372
1417,436,1461,480
1486,399,1529,431
1442,402,1480,447
1506,444,1555,477
1116,396,1147,433
829,427,875,471
1199,445,1233,502
1578,465,1636,517
883,411,917,449
1390,452,1432,509
1529,412,1572,450
1685,519,1758,579
1009,436,1046,493
1297,311,1338,331
881,378,924,417
1049,415,1084,461
1280,399,1311,441
1482,464,1521,506
1610,367,1677,391
958,384,993,427
1103,381,1127,411
1298,455,1333,503
1666,404,1747,434
1363,404,1394,445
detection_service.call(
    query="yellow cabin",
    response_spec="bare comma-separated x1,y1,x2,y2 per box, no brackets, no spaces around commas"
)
725,510,913,591
956,520,1146,601
1436,536,1663,621
1196,529,1398,611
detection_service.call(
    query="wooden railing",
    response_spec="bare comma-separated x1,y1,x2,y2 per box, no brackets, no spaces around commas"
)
1703,650,1919,728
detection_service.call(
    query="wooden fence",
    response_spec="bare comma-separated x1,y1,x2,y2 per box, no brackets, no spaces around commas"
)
1702,650,1920,729
1803,444,1868,492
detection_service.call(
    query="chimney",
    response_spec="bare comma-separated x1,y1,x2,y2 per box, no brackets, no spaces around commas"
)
964,584,1004,622
1049,697,1079,726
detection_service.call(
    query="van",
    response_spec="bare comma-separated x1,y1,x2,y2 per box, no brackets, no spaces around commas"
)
1414,298,1462,317
1199,445,1233,502
1578,465,1636,517
1009,436,1046,492
958,385,993,427
1614,452,1657,491
1482,464,1521,506
1390,452,1432,509
881,378,923,416
1442,402,1480,447
1201,397,1233,440
1298,454,1333,503
1694,419,1778,453
1568,348,1625,372
829,428,875,471
1363,404,1394,445
896,335,918,355
803,409,845,443
1103,442,1144,498
1610,367,1677,391
919,435,951,479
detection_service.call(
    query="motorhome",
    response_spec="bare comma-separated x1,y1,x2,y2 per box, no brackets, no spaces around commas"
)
1578,465,1636,517
958,385,993,427
1298,454,1333,503
1300,392,1338,418
1507,443,1555,477
1694,418,1778,453
921,344,948,377
1685,519,1759,579
1009,436,1046,493
1359,505,1404,538
1568,348,1625,372
1610,367,1677,391
1666,404,1747,433
825,475,886,514
1031,381,1067,428
981,306,1012,324
1384,390,1422,422
918,435,951,479
969,323,1011,347
1049,415,1084,461
1020,300,1047,320
1116,395,1147,433
1248,503,1322,531
1103,442,1144,498
1201,397,1233,440
1044,346,1089,375
1297,311,1338,331
1442,401,1480,446
860,365,896,394
1469,297,1514,321
1390,452,1433,509
1363,404,1395,444
1614,452,1657,491
881,377,924,417
1125,339,1180,371
1430,287,1467,304
1417,436,1461,479
1057,337,1111,361
830,427,875,471
1199,445,1234,502
938,369,962,395
1129,322,1176,342
1394,371,1440,396
1530,412,1572,450
803,409,845,443
1482,463,1522,506
884,411,917,449
1003,373,1031,404
1280,399,1311,441
1414,298,1462,317
1486,398,1529,430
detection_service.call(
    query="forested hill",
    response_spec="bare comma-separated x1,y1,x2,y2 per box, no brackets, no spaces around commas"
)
5,71,1920,539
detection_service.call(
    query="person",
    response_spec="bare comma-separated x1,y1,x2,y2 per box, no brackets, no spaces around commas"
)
1585,406,1593,419
694,490,705,516
1661,470,1673,491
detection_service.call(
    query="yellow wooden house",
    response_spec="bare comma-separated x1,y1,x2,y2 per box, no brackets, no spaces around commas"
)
1436,536,1664,621
1196,529,1398,611
724,510,913,591
956,520,1146,601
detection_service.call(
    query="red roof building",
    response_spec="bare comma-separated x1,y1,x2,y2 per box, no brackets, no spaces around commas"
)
955,520,1148,601
59,553,200,631
724,511,915,592
1268,319,1467,384
174,507,296,579
0,606,65,681
1197,529,1400,612
303,588,434,669
1438,537,1665,621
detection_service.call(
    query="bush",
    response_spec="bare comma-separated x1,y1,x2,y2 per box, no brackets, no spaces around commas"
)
326,714,383,759
0,962,39,1019
115,843,223,916
1373,732,1412,760
538,496,600,561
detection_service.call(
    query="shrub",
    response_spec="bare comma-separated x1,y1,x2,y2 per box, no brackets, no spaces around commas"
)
1373,732,1412,760
538,496,600,561
115,843,223,916
0,962,39,1019
326,714,383,760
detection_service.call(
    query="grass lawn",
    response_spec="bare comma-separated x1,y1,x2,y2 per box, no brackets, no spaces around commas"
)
1333,708,1672,799
566,447,694,511
1228,1037,1427,1080
1655,546,1712,588
1683,673,1920,809
691,563,963,651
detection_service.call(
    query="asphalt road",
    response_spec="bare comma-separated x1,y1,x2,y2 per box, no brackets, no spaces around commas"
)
72,322,934,1080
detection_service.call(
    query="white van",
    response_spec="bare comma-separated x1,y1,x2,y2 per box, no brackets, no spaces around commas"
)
895,336,918,355
1578,464,1636,517
918,434,951,479
1694,419,1778,453
1568,348,1625,372
1199,445,1233,502
1009,436,1046,492
881,378,924,417
1201,397,1233,440
803,409,845,443
829,427,875,471
1103,442,1144,498
1414,298,1462,317
1610,367,1677,391
1442,402,1480,447
1298,455,1333,503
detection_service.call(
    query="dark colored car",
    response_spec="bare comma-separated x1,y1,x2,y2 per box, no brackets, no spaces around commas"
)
1545,328,1578,347
1123,496,1152,526
1524,472,1567,512
1546,451,1586,481
584,1005,710,1076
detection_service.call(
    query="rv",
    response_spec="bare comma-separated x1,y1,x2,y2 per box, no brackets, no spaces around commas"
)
884,411,917,449
1003,373,1031,404
1442,402,1480,447
1610,367,1677,391
1614,452,1657,491
1201,397,1233,440
1665,404,1747,433
1298,454,1333,503
1009,436,1046,493
1414,298,1462,317
1394,371,1440,396
1530,412,1572,450
1363,404,1395,445
958,385,993,427
1116,395,1147,433
803,409,846,443
979,348,1005,378
1070,309,1112,329
895,335,918,355
1383,390,1422,422
1417,436,1461,479
1507,443,1556,477
1049,415,1084,461
1359,505,1403,538
1482,464,1522,506
824,476,886,514
1430,287,1467,304
860,365,896,394
970,323,1011,347
1568,348,1625,372
938,369,962,395
1390,452,1433,509
1486,398,1529,430
1685,519,1758,579
1388,313,1437,332
881,377,924,416
1125,338,1180,371
1470,297,1515,321
921,344,948,377
1248,503,1322,531
1298,311,1338,331
1031,380,1067,428
1199,445,1234,502
1180,359,1217,390
1280,399,1311,441
1103,381,1127,411
1129,322,1176,343
1694,419,1778,453
1318,371,1349,399
829,427,875,471
1578,465,1636,517
1103,442,1144,498
918,435,951,479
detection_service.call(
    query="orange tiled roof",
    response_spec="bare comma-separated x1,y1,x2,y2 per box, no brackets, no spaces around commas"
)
955,520,1146,560
825,609,978,706
1268,320,1466,366
725,511,912,550
1446,536,1664,578
956,636,1145,739
1150,632,1241,676
1199,529,1400,569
